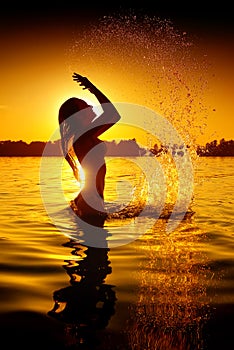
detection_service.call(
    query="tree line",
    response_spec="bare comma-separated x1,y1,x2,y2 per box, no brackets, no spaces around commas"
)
0,138,233,157
0,139,147,157
196,138,234,157
149,138,234,157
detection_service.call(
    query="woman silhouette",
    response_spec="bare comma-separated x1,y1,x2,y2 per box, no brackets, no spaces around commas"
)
59,73,121,224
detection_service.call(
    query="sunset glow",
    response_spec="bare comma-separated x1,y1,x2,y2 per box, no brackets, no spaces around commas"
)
0,7,233,147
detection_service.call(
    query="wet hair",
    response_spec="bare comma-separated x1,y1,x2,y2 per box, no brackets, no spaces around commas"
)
58,97,91,179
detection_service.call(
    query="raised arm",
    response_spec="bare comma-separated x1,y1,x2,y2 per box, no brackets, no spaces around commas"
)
72,73,121,136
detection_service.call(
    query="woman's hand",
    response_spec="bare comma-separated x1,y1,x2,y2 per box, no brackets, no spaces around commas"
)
73,72,113,108
72,73,97,93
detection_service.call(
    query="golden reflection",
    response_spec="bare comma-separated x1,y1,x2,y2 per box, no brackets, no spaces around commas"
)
77,163,85,187
48,220,117,348
126,217,213,350
157,152,179,205
105,158,147,204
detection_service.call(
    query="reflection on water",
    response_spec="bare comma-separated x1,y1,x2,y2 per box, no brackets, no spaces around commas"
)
47,211,217,349
126,217,215,350
48,220,117,348
45,154,227,349
0,157,234,349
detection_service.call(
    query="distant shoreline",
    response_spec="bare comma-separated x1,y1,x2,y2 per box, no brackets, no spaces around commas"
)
0,138,233,157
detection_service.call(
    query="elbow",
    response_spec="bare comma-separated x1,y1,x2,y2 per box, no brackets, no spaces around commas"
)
113,113,121,124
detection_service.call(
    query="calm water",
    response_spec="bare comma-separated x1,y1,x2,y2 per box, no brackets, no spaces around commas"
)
0,156,233,349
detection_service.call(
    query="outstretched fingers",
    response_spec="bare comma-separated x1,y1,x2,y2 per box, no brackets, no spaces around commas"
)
72,73,92,90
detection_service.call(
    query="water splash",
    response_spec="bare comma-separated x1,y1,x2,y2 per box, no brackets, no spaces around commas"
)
126,219,213,350
67,12,209,152
56,12,211,237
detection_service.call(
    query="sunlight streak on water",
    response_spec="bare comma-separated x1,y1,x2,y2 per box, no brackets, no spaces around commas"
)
125,219,216,350
0,157,234,348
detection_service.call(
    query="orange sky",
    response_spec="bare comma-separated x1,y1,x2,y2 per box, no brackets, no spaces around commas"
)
0,5,233,146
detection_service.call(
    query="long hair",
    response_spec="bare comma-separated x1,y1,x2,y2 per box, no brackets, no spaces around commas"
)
58,97,90,179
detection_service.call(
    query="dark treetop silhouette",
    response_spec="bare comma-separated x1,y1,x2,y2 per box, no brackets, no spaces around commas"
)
58,73,121,224
0,139,148,157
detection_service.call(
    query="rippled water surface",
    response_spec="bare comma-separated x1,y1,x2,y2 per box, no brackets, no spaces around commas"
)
0,156,233,349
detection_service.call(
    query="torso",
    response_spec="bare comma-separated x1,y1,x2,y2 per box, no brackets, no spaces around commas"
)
73,136,107,199
73,136,106,163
